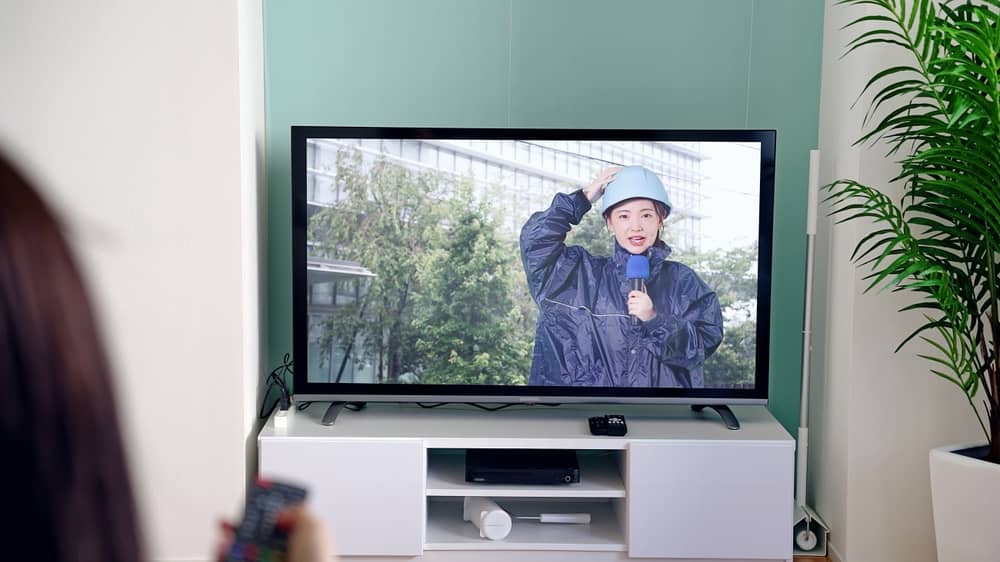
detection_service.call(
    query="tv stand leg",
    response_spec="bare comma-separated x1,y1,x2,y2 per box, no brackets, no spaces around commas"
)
321,401,368,426
321,402,346,426
691,404,741,430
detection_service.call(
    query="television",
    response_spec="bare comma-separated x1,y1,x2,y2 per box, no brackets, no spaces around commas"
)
292,127,775,408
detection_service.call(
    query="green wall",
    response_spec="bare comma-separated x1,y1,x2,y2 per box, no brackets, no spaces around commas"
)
263,0,824,435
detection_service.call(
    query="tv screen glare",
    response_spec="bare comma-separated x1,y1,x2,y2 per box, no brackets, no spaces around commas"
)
292,127,775,404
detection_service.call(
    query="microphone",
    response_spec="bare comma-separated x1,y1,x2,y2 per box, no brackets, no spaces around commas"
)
626,255,650,325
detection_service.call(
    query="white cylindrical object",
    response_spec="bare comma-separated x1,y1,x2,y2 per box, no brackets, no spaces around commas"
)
463,497,512,540
796,149,821,515
796,427,808,509
807,149,820,235
538,513,591,524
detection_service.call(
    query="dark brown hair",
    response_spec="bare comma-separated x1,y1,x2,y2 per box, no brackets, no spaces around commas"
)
0,153,143,562
602,198,670,221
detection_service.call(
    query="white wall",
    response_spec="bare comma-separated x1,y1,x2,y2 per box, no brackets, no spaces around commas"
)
239,0,268,478
0,2,264,561
812,1,985,561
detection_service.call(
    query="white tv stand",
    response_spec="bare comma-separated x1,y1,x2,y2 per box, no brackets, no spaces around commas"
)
258,403,794,562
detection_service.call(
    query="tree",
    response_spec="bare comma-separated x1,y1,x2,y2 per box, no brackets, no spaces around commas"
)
687,243,758,318
689,243,758,387
507,237,539,336
566,208,614,256
309,151,446,382
703,320,756,387
413,181,531,385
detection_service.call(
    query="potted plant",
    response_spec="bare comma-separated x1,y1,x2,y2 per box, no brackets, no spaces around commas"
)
826,0,999,558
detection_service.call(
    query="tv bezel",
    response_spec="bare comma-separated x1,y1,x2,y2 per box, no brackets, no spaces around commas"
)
291,126,775,405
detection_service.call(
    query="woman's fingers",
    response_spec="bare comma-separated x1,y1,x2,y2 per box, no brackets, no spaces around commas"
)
282,505,335,562
584,166,620,202
628,290,655,322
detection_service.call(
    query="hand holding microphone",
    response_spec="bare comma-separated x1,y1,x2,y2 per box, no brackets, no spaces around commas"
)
628,290,655,323
626,255,654,324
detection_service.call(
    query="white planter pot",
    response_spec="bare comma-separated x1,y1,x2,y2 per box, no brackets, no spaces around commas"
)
929,443,1000,562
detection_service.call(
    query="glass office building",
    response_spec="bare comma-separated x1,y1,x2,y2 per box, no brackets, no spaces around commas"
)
306,138,707,249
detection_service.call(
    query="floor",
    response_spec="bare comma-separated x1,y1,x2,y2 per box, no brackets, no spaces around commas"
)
794,556,830,562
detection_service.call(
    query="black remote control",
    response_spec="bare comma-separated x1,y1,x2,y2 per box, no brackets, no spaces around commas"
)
224,478,308,562
605,414,627,436
589,414,627,436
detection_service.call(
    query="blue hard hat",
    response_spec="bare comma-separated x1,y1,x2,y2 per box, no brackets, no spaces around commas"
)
601,166,672,217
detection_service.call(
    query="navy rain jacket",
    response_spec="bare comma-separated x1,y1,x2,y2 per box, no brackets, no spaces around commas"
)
520,191,724,388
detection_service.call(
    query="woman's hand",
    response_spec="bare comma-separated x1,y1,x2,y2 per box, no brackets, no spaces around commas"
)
216,505,334,562
281,505,334,562
583,166,620,203
628,290,656,323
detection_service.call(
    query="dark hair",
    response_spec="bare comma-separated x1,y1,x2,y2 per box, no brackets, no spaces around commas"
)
601,198,670,221
0,153,144,562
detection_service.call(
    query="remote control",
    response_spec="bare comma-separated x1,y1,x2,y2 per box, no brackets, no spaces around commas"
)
605,414,627,436
589,414,627,436
224,478,308,562
588,415,607,435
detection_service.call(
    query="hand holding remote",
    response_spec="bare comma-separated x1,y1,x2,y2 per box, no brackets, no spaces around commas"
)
283,505,333,562
218,479,333,562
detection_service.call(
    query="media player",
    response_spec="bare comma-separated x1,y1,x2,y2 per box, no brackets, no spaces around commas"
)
465,449,580,485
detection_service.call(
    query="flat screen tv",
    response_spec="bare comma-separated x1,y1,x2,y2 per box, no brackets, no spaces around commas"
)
292,127,775,406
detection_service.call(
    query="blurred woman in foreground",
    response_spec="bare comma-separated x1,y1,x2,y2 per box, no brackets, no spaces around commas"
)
0,152,331,562
0,151,144,562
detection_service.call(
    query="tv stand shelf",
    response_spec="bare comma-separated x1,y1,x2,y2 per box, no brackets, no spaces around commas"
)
259,403,794,562
426,450,625,497
426,498,625,551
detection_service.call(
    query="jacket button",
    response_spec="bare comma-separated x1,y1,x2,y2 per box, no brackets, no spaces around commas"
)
631,349,636,354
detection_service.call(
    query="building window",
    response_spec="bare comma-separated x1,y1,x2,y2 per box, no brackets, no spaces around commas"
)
456,154,470,174
517,142,530,163
440,150,455,171
418,144,435,167
402,140,420,161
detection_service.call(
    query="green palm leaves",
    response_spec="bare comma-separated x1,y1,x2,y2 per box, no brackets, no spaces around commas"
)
826,0,1000,458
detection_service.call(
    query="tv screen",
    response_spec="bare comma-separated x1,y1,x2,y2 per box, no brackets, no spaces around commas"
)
292,127,774,404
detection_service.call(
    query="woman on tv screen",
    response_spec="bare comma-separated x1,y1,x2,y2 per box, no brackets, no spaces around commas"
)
519,165,724,388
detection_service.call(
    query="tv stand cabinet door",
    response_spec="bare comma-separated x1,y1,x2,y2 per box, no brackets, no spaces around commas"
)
627,441,793,559
259,438,424,556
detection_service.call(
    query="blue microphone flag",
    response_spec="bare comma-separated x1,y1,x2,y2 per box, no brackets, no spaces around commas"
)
626,255,650,280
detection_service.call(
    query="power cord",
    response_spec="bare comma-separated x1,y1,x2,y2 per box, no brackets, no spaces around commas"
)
258,353,293,420
416,402,561,412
